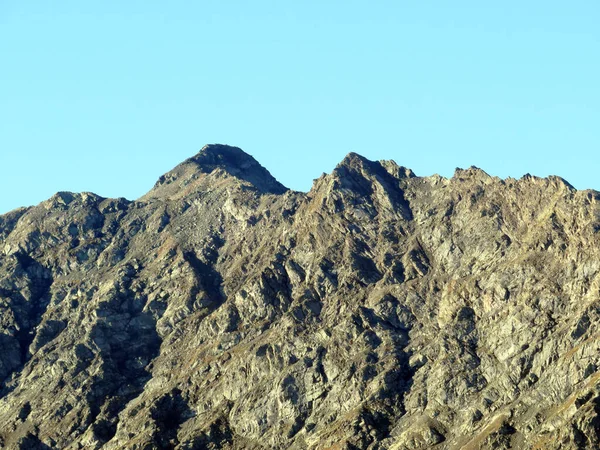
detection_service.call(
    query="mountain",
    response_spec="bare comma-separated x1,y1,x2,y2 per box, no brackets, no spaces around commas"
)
1,144,600,449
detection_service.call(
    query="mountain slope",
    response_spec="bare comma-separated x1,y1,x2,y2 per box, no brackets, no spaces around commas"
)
1,145,600,449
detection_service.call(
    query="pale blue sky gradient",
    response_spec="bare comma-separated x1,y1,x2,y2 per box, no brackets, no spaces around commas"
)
1,1,599,213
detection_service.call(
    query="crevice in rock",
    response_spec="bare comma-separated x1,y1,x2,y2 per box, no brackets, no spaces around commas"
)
151,388,193,449
183,250,226,313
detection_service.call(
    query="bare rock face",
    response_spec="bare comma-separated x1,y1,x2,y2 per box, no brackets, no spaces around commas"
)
1,144,600,449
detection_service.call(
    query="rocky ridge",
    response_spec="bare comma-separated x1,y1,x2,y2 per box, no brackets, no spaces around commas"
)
1,144,600,449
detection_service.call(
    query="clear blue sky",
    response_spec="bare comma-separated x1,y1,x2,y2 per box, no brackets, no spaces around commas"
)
1,1,599,213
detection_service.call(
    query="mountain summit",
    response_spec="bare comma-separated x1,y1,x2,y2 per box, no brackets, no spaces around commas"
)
0,145,600,449
145,144,287,200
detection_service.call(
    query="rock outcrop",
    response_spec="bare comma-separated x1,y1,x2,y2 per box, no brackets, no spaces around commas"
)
1,144,600,449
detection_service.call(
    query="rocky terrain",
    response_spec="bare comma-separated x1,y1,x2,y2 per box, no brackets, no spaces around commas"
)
1,144,600,449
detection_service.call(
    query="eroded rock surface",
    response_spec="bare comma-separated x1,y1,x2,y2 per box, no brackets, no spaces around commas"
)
1,144,600,449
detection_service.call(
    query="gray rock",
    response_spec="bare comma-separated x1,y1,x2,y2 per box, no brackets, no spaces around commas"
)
0,144,600,449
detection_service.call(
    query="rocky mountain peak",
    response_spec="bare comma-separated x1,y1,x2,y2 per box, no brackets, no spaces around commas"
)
189,144,287,195
452,166,494,183
519,172,576,191
335,152,415,180
144,144,288,200
336,151,370,168
333,152,394,180
306,152,413,220
189,144,270,176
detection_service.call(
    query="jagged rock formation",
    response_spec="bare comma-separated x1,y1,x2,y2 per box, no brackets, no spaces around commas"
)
1,144,600,449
